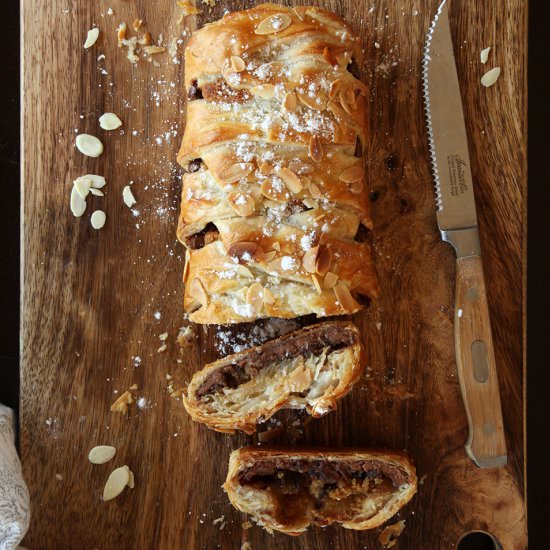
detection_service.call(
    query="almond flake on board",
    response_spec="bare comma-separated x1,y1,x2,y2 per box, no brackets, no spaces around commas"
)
116,22,127,47
75,134,104,158
74,177,91,200
84,27,100,49
88,445,116,465
70,186,87,217
103,465,132,501
90,188,104,196
99,112,122,130
123,185,137,208
87,175,106,188
481,67,501,87
90,210,106,229
480,46,491,64
132,19,143,31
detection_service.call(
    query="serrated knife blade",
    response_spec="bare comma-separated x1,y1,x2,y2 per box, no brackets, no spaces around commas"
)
423,0,507,468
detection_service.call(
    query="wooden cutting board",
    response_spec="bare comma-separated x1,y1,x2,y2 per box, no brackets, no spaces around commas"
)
20,1,527,548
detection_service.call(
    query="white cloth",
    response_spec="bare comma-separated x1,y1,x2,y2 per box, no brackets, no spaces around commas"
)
0,405,29,550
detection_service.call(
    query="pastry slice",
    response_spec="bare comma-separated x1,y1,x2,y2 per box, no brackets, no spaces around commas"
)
223,447,417,535
182,321,364,434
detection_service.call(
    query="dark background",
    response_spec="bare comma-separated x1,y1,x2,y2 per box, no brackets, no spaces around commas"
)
3,2,548,548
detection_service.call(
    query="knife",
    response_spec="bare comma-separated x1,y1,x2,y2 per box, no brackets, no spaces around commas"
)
423,0,507,468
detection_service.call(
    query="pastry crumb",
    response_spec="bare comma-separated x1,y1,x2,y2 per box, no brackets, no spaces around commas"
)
110,390,134,413
379,520,406,548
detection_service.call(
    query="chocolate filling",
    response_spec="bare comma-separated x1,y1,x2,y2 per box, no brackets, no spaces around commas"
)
238,458,409,488
353,223,370,243
187,159,202,173
196,324,356,398
236,457,409,524
187,80,203,100
186,223,219,250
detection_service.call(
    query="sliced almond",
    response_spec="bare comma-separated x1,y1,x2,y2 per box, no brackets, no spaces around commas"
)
480,46,491,64
189,278,208,306
288,159,314,175
327,99,348,121
122,185,137,208
103,466,131,501
91,210,106,229
261,178,290,202
308,136,323,162
88,445,116,465
246,282,264,313
110,390,134,413
349,180,364,194
311,274,323,295
74,177,91,199
75,134,104,158
183,249,191,282
227,241,264,263
297,91,325,111
339,164,364,183
323,271,339,289
263,287,275,305
84,27,100,49
230,55,246,72
255,13,292,35
228,192,256,217
309,182,322,199
127,469,135,489
236,265,254,278
219,162,255,184
281,91,296,112
323,47,338,67
315,245,332,276
87,175,106,189
333,281,358,312
481,67,501,87
278,167,303,193
90,188,104,196
99,112,122,131
302,246,319,273
132,18,143,31
250,84,275,100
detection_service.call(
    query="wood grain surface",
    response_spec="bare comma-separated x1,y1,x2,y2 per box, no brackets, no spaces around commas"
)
20,1,527,548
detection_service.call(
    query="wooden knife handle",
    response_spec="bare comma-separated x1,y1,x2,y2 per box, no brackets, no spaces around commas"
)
454,255,507,468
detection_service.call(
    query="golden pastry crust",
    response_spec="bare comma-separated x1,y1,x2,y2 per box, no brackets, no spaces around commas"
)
182,321,365,434
178,4,379,324
223,447,417,535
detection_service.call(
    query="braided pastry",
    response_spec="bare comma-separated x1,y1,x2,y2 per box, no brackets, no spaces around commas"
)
177,4,379,324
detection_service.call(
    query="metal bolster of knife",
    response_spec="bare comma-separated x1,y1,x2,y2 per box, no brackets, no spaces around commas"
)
440,227,481,259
